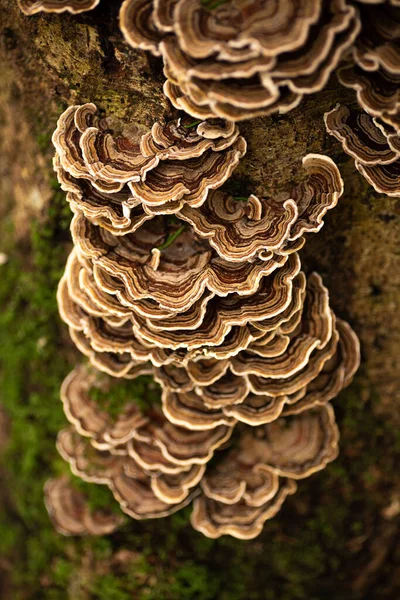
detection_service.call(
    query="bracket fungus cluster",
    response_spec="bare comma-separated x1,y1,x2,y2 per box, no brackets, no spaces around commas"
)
338,0,400,129
323,2,400,196
325,103,400,196
57,363,347,539
119,0,361,121
49,103,360,539
52,103,246,230
44,477,124,536
18,0,99,14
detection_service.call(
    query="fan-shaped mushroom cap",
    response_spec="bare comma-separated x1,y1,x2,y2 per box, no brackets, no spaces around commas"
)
57,359,242,514
222,392,289,427
238,404,339,480
120,0,359,121
56,426,201,517
44,477,123,536
352,1,400,75
69,327,156,379
325,103,400,195
282,318,360,415
325,103,400,164
61,362,233,469
177,154,343,262
119,0,165,57
127,135,246,213
53,104,156,193
231,272,335,381
57,247,214,373
54,155,152,237
160,273,357,430
178,193,298,263
129,407,233,468
57,241,301,378
18,0,99,14
191,478,297,540
61,363,151,450
162,388,237,431
70,209,289,314
109,470,197,519
132,253,301,350
201,455,280,509
53,104,246,219
246,273,340,398
190,404,338,539
338,63,400,131
57,428,126,485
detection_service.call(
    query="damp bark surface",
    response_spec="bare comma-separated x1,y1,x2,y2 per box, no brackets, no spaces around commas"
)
0,2,400,599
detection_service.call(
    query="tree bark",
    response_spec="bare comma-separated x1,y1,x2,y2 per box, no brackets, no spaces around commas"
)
1,1,400,598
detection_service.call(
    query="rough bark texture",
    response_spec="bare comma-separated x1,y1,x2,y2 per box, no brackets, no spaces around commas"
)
1,2,400,599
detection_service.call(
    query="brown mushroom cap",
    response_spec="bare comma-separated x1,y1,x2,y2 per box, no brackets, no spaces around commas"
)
58,226,358,426
159,275,359,431
57,360,242,515
54,155,152,236
53,104,246,220
56,423,201,518
191,478,297,540
132,253,301,350
120,0,359,121
178,192,298,263
325,103,400,196
61,363,233,469
177,153,343,262
57,242,301,380
231,272,335,383
109,470,198,519
60,363,151,450
53,104,156,193
338,62,400,131
282,318,360,416
237,404,340,480
18,0,99,14
44,476,123,536
352,1,400,75
190,403,338,539
69,209,289,314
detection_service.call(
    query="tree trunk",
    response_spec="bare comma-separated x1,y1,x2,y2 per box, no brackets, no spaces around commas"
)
1,1,400,598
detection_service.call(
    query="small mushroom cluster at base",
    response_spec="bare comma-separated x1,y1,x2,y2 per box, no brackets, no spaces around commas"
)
119,0,361,121
18,0,99,14
50,103,361,539
54,363,348,540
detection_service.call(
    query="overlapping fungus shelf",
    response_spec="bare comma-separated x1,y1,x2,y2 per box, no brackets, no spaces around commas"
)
191,404,338,539
57,364,234,519
325,103,400,196
119,0,360,121
18,0,99,13
52,104,246,230
44,477,124,536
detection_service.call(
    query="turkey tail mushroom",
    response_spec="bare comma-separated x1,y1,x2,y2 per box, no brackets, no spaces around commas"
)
120,0,360,121
44,477,124,536
191,404,338,539
52,104,246,222
18,0,99,14
325,103,400,196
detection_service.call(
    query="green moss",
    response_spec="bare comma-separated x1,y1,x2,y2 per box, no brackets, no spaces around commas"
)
88,375,161,418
